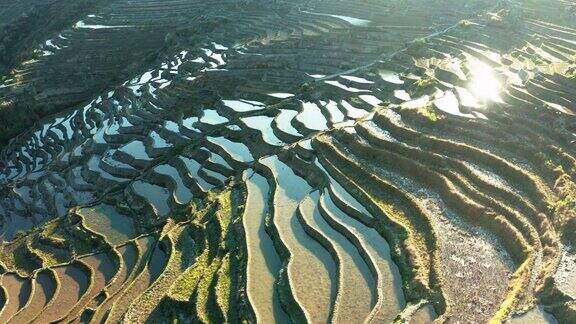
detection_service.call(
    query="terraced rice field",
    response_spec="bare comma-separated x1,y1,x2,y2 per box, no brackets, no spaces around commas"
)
0,0,576,322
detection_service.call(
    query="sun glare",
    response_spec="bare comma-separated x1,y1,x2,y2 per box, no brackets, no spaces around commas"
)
468,60,502,102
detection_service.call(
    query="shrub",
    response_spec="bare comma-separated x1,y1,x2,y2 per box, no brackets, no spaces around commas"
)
300,82,315,92
418,104,444,122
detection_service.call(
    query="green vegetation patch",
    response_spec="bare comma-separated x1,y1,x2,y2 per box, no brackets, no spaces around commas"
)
0,240,40,276
417,105,445,123
164,186,247,322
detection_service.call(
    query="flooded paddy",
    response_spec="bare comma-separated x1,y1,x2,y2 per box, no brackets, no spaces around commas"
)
222,100,265,113
242,116,284,146
298,191,374,323
320,189,404,321
207,136,254,163
154,164,194,204
131,181,171,218
296,102,328,132
9,271,56,323
36,263,89,323
260,156,336,323
242,171,289,324
275,109,302,137
78,204,136,246
0,274,31,322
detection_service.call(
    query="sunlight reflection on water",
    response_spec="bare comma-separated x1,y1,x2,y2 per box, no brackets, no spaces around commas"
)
467,59,502,103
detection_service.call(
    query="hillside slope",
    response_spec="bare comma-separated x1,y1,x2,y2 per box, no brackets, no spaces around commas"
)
0,0,575,322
